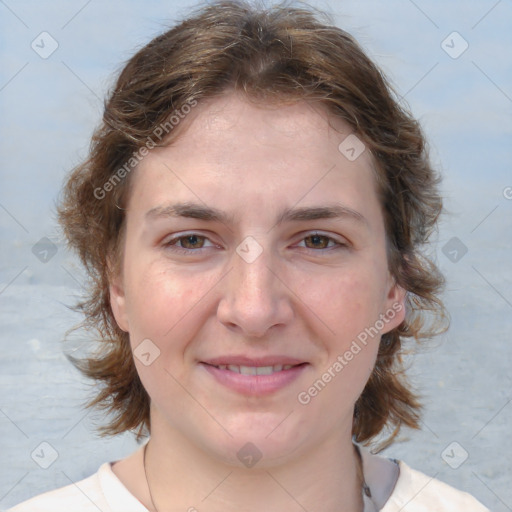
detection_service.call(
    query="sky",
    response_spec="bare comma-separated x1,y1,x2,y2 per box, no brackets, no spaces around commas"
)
0,0,511,510
1,0,511,267
1,0,511,239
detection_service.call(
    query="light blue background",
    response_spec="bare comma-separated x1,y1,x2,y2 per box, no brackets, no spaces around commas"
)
1,0,511,510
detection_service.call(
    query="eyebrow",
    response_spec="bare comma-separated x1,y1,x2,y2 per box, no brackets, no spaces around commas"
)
145,201,368,227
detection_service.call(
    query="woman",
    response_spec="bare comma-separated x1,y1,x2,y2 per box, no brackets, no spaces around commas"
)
8,1,490,510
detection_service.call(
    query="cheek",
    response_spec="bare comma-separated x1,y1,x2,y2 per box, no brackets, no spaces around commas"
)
123,263,214,343
124,266,218,394
300,265,386,341
295,277,382,427
295,262,387,395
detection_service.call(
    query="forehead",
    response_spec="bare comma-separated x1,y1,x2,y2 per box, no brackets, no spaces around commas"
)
162,93,358,155
127,93,382,228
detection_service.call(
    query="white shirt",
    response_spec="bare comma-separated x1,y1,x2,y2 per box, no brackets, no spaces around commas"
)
7,444,490,512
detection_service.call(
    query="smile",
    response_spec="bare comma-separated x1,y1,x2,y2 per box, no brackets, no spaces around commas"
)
212,364,296,375
201,362,309,395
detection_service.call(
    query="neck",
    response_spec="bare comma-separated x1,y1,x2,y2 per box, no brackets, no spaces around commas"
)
144,411,363,512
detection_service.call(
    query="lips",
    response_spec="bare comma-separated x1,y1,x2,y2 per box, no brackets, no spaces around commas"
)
200,356,309,395
202,355,307,367
212,363,297,375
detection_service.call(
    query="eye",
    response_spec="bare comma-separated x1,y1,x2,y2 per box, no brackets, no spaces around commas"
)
161,231,347,256
162,233,215,254
296,232,347,251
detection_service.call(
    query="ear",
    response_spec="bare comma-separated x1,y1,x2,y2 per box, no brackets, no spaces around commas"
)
380,273,407,335
109,269,130,333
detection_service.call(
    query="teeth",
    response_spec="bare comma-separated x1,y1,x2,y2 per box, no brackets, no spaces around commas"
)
241,366,258,375
256,366,274,375
216,364,296,374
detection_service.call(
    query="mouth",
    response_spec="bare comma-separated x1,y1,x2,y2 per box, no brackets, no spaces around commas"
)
204,362,307,375
200,359,309,395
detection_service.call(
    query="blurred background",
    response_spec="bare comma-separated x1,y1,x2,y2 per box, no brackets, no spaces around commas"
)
0,0,511,509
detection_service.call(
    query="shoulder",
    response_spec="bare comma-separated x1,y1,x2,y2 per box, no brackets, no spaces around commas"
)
382,460,490,512
6,466,106,512
357,444,490,512
6,462,147,512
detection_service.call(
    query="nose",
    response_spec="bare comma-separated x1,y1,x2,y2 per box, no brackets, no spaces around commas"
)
216,242,294,338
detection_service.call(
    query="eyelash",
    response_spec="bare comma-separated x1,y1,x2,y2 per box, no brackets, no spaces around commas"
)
162,232,348,255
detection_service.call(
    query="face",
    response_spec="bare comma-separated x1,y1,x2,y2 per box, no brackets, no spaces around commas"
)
110,93,405,467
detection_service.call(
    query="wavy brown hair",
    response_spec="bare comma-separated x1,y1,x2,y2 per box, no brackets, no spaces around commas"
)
58,0,448,445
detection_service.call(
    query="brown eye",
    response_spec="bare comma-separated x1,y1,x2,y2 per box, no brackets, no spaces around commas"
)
178,234,206,249
163,233,214,253
303,234,332,249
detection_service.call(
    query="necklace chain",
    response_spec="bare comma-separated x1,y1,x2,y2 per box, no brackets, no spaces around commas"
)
143,441,372,512
143,442,158,512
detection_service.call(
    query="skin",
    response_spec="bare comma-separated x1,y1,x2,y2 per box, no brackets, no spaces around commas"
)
109,92,406,512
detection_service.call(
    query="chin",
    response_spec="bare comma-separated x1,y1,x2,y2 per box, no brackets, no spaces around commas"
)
199,413,313,469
